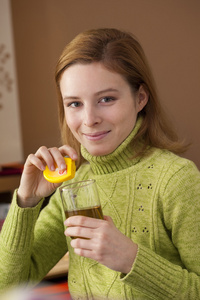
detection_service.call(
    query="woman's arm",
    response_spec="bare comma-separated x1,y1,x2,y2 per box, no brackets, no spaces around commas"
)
0,188,68,293
121,160,200,299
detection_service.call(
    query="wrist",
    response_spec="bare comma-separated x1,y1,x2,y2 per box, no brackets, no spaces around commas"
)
17,190,41,208
123,243,138,274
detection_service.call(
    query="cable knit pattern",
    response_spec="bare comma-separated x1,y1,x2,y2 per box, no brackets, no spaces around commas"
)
0,118,200,299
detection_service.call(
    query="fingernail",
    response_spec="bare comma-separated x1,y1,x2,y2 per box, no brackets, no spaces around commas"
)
41,165,45,171
72,154,78,160
61,163,66,170
51,165,55,171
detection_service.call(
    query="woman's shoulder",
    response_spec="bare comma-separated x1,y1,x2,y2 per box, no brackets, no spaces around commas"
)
147,148,200,196
139,148,200,192
148,148,199,174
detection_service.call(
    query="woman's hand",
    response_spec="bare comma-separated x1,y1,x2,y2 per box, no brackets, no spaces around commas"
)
64,215,138,274
17,145,78,208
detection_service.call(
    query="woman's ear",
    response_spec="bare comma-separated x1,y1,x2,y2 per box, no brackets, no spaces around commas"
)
136,85,149,113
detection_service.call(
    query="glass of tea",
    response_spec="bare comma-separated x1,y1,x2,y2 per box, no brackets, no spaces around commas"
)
60,179,103,221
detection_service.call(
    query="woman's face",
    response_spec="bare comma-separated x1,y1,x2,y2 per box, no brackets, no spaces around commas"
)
60,62,147,156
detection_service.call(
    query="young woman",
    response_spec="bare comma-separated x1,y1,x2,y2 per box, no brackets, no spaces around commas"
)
0,28,200,299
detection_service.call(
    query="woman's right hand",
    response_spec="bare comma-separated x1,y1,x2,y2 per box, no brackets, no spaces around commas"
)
17,145,78,208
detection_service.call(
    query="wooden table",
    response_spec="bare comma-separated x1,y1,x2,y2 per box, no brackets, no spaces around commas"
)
45,253,69,279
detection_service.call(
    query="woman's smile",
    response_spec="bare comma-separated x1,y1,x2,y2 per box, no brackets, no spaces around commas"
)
83,130,111,141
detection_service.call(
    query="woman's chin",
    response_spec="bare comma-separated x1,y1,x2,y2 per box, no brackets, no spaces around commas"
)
85,147,112,157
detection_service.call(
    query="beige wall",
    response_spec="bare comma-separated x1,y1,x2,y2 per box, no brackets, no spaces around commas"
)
11,0,200,169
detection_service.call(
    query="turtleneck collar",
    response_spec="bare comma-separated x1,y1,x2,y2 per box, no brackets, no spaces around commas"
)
81,117,143,175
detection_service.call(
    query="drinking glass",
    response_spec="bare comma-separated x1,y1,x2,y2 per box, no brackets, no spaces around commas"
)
60,179,103,220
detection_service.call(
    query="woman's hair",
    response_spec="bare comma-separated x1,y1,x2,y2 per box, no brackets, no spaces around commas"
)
55,28,187,168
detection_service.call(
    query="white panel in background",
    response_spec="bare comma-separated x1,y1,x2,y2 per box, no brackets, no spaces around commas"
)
0,0,23,164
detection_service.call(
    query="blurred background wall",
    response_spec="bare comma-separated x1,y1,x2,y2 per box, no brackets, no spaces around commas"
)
10,0,200,169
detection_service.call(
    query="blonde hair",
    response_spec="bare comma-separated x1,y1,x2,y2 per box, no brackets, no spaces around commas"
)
55,28,187,168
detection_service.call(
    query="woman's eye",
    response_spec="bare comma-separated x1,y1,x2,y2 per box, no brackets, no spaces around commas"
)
100,97,115,103
67,101,81,108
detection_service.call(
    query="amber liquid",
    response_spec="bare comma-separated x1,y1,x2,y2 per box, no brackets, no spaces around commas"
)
65,205,103,239
65,205,103,220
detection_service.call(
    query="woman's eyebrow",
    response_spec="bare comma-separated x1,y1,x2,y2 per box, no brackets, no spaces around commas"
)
94,88,119,96
63,95,80,101
63,88,119,101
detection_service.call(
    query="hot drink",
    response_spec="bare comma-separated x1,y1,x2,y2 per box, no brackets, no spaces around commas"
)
60,180,103,238
65,205,103,220
65,205,103,239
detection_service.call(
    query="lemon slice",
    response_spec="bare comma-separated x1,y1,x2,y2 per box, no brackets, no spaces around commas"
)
43,157,76,183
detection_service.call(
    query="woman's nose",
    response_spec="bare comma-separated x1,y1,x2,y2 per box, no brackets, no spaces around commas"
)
83,106,101,127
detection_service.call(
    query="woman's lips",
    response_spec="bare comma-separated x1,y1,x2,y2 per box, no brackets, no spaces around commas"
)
83,131,111,141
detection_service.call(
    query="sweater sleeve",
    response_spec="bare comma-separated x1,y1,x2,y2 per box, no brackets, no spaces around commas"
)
121,159,200,299
0,188,68,293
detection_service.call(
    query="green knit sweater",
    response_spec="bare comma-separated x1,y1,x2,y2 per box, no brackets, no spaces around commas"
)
0,119,200,299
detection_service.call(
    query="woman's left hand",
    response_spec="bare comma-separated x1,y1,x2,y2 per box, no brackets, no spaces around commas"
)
64,215,138,274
